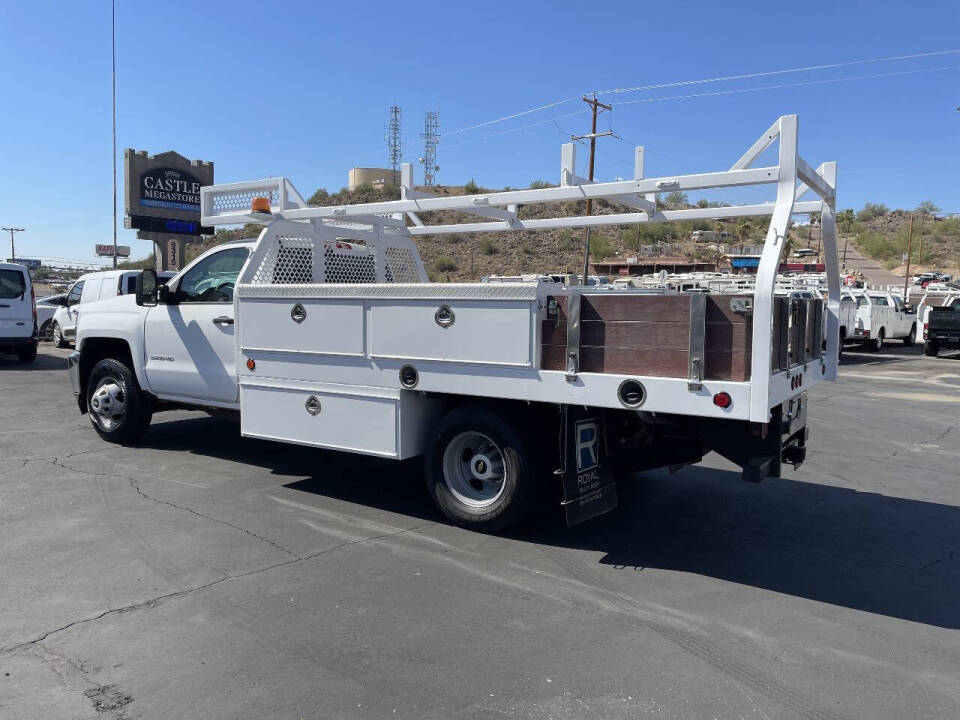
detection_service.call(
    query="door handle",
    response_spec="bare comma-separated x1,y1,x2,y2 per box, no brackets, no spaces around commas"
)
213,316,234,325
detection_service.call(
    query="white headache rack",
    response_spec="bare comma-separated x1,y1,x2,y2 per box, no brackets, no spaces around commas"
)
203,114,838,423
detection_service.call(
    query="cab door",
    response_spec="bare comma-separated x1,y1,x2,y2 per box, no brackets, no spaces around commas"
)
143,247,249,404
63,281,85,337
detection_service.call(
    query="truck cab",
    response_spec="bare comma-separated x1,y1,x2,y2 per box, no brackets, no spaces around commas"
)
69,240,254,415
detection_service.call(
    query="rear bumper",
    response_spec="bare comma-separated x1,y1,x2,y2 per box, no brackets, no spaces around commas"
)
0,335,37,352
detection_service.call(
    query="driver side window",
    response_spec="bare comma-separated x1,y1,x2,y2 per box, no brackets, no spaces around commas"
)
176,248,249,303
67,282,84,306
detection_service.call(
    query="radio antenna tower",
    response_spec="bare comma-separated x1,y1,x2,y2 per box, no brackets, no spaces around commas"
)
419,110,440,186
385,105,402,174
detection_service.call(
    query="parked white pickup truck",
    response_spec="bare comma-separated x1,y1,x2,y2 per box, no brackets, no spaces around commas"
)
845,290,916,351
68,115,841,531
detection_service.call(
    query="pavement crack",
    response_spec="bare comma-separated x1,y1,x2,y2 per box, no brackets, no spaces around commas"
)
50,456,298,559
0,520,432,657
921,549,956,571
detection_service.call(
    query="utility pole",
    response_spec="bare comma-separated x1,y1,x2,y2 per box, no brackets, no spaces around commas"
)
2,227,25,261
917,213,924,264
572,94,613,284
842,239,848,269
903,214,914,300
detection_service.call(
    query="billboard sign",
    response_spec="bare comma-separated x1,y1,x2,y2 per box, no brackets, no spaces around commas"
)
96,244,131,258
8,258,41,269
139,167,202,213
124,149,214,224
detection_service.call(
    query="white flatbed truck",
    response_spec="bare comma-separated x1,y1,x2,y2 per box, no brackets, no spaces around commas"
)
69,115,840,531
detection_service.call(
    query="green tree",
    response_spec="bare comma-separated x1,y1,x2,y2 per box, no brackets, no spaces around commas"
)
664,191,689,208
856,202,889,221
916,200,940,215
463,179,482,194
308,188,330,205
735,218,750,252
836,209,855,233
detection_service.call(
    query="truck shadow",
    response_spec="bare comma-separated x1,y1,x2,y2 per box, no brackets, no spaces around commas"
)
145,415,960,630
0,351,67,371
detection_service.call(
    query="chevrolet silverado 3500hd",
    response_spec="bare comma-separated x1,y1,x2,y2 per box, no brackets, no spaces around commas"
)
68,115,840,531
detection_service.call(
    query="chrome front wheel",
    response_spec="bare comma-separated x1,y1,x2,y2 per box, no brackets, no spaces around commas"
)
90,377,127,431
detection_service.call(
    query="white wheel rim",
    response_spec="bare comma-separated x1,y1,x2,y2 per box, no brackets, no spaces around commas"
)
90,377,127,430
441,431,507,509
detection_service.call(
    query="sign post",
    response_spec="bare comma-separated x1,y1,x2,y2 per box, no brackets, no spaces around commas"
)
124,150,214,272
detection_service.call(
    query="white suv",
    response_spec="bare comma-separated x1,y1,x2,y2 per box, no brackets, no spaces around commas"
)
0,262,38,363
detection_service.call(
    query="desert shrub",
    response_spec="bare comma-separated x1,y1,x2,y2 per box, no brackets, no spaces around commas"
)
435,256,457,272
589,233,616,259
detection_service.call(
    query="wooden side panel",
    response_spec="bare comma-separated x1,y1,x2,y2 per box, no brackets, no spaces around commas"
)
772,297,790,372
540,293,753,381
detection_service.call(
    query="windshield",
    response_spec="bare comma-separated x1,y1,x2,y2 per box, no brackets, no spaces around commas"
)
855,295,869,307
0,269,26,299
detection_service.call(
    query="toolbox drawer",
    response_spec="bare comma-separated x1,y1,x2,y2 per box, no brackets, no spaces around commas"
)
240,380,400,457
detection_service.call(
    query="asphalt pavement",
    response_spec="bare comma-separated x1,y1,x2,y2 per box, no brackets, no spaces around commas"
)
1,344,958,719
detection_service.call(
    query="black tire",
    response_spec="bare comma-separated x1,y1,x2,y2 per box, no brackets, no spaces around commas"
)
925,341,940,357
424,404,532,532
39,319,52,342
16,344,37,363
837,331,845,358
902,324,916,346
86,358,153,444
869,329,884,352
52,322,68,348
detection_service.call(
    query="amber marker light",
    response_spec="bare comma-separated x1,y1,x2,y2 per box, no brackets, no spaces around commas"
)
246,357,256,371
251,196,271,213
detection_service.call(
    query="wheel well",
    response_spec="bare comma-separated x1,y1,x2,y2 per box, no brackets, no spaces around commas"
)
839,325,847,339
78,338,135,402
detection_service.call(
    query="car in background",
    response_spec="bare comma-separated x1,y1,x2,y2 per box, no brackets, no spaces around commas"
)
50,269,175,347
36,293,67,340
0,262,38,363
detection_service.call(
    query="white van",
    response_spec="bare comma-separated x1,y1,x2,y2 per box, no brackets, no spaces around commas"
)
0,262,38,363
51,269,174,347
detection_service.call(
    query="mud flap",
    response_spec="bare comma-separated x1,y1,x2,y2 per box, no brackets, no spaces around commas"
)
559,406,618,527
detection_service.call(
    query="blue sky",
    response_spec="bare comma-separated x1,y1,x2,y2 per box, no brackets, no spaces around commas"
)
1,0,958,266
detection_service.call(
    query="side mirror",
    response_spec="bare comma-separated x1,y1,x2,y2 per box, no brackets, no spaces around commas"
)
135,269,158,307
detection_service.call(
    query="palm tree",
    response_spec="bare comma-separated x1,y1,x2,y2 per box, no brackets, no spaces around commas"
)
735,218,750,254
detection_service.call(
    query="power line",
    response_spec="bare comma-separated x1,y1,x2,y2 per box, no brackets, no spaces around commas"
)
428,48,960,142
440,109,588,150
596,48,960,96
613,64,960,106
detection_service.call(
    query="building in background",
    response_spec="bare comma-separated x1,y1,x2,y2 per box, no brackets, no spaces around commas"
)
348,167,401,191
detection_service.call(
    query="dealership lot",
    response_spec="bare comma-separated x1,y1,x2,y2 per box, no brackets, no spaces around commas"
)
0,346,958,719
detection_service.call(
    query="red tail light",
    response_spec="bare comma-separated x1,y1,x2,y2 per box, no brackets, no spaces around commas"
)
713,392,732,409
923,322,928,340
31,284,36,322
